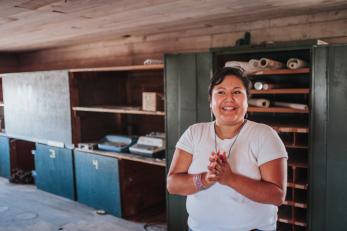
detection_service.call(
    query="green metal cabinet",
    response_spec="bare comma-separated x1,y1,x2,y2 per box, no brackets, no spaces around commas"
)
74,150,122,217
165,53,212,231
309,45,347,231
35,143,75,200
0,135,10,178
165,44,347,231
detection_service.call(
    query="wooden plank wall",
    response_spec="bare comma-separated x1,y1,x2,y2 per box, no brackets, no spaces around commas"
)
16,9,347,72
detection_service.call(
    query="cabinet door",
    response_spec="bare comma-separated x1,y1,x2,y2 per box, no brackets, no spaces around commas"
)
310,45,347,231
74,151,122,217
0,136,10,178
35,144,75,200
165,53,212,231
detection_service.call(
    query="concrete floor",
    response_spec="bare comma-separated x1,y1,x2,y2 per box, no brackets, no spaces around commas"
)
0,177,166,231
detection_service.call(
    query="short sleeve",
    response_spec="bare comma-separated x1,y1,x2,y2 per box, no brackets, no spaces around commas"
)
176,126,194,155
256,126,288,166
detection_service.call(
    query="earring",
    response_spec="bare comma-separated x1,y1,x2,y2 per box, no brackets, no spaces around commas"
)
210,110,215,121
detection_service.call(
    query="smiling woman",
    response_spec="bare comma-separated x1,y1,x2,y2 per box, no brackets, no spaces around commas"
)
167,67,288,231
209,68,250,129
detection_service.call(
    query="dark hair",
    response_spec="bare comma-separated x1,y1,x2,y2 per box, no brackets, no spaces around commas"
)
208,67,251,100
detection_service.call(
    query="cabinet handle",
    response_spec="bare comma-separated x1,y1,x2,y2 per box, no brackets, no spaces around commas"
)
49,149,56,159
92,159,98,170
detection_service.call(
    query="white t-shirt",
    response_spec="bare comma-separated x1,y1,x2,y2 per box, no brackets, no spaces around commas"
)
176,120,287,231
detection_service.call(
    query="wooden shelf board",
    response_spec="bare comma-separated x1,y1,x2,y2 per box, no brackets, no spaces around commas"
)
75,148,166,167
278,218,307,227
250,88,310,95
248,106,309,113
288,182,308,190
253,68,310,75
283,200,308,208
0,103,4,107
69,64,164,72
270,123,309,133
72,106,165,116
285,144,309,149
288,160,308,168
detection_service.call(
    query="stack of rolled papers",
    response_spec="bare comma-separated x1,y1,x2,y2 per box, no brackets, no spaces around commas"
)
259,58,284,69
144,59,163,65
286,58,307,69
273,102,308,110
224,59,263,74
253,82,282,90
248,98,270,108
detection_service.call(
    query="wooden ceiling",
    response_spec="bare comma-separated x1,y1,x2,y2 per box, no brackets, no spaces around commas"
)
1,0,347,52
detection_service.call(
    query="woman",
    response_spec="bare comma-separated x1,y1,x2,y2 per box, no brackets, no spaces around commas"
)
167,67,287,231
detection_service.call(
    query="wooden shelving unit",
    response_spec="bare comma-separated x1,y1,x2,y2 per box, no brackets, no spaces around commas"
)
70,64,165,144
218,53,311,230
69,64,167,220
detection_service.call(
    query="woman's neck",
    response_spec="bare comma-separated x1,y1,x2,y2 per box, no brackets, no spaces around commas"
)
215,119,245,139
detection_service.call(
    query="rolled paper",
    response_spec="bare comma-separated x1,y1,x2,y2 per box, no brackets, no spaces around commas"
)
144,59,163,65
225,59,262,74
253,82,282,90
248,98,270,108
253,82,264,90
259,58,284,69
286,58,307,69
248,59,261,69
273,101,308,110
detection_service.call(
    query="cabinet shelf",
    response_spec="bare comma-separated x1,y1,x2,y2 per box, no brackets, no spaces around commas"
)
250,88,310,95
248,107,309,113
69,64,164,72
278,218,307,227
72,106,165,116
0,102,3,107
288,182,308,190
253,68,310,76
269,123,309,133
75,148,166,167
285,144,308,149
288,159,308,168
283,200,308,209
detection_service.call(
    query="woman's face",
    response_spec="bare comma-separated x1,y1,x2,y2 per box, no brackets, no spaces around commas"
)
211,75,248,126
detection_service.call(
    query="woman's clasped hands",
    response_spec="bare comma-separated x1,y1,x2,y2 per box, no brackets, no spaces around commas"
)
206,151,234,186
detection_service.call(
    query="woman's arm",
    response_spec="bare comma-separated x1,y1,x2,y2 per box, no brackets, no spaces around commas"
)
210,156,287,206
167,148,214,196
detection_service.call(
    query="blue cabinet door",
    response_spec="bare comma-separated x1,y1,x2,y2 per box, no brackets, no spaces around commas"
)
35,144,75,200
0,136,10,178
74,150,122,217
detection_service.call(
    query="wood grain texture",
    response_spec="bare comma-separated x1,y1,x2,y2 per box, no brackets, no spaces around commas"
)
0,53,18,73
12,8,347,72
0,1,347,52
